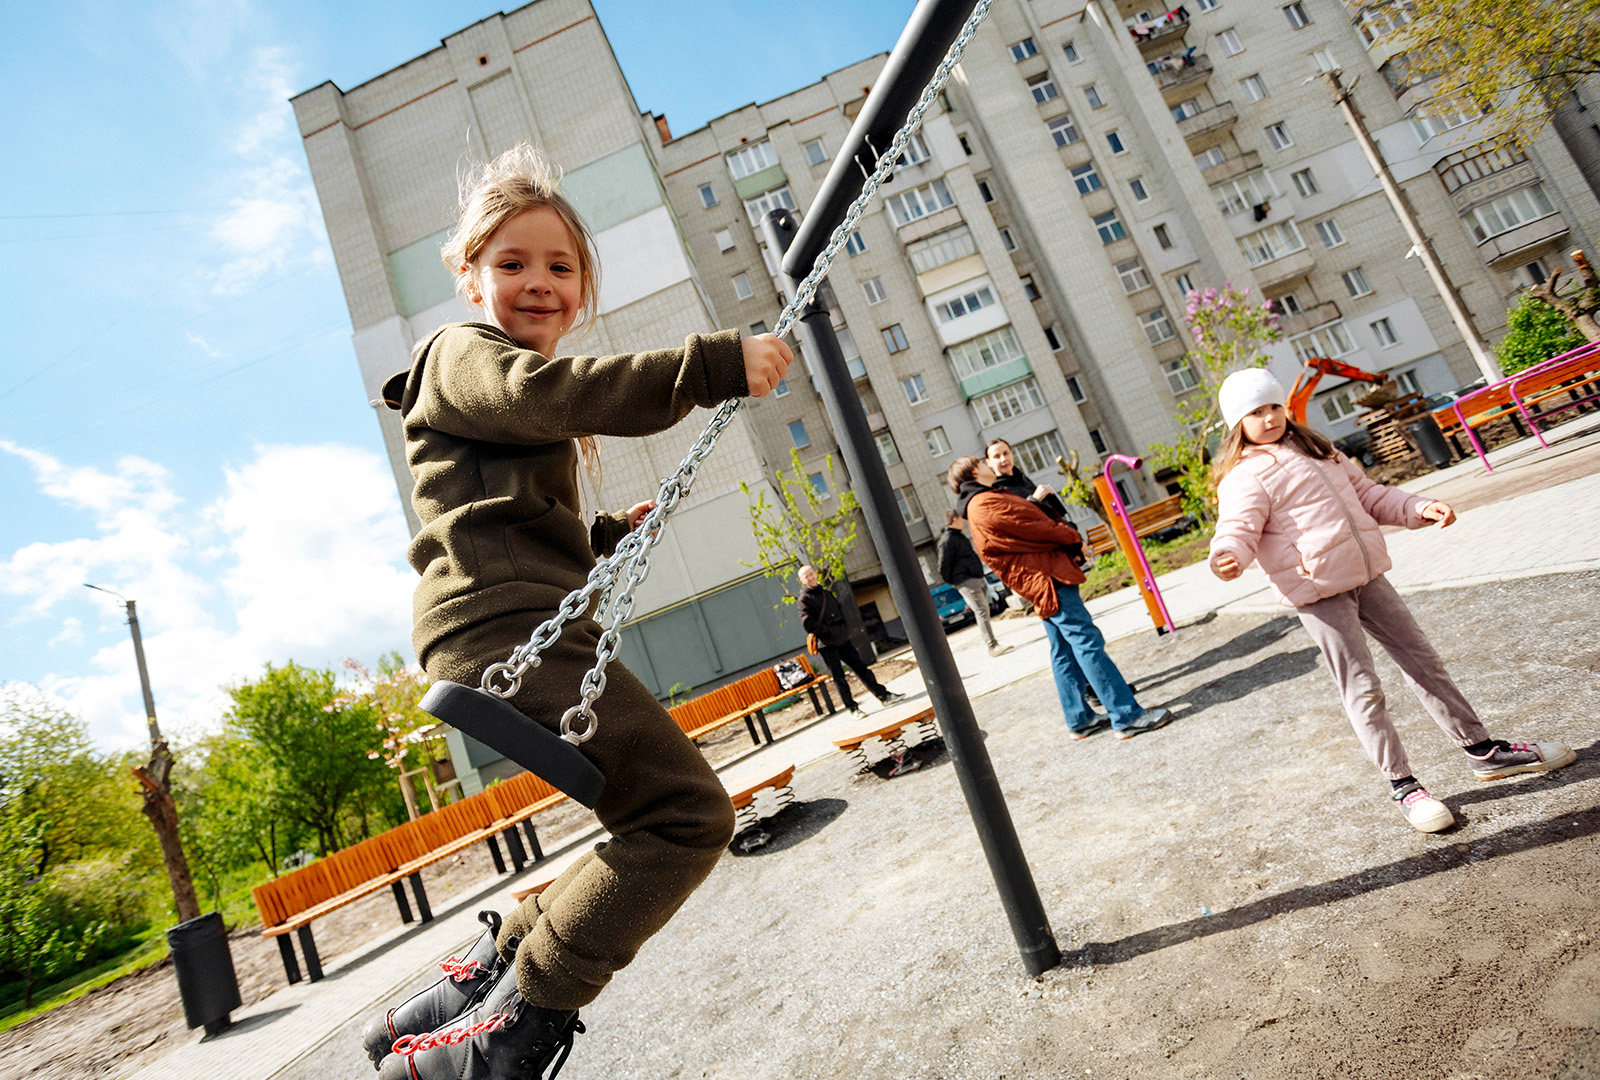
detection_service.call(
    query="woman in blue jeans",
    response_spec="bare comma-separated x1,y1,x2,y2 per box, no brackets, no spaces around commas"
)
948,455,1172,741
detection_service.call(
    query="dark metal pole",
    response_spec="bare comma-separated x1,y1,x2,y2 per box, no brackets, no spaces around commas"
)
763,208,1060,976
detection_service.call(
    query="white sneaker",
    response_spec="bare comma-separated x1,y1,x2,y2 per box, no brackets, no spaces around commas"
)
1392,781,1453,833
988,642,1013,657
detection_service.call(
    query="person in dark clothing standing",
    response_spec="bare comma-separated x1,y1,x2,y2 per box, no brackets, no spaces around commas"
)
937,510,1011,656
797,564,904,716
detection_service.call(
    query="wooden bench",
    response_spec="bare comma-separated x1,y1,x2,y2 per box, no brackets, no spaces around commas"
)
1084,494,1190,557
1435,341,1600,470
251,769,567,984
832,702,940,776
1508,348,1600,444
667,655,833,747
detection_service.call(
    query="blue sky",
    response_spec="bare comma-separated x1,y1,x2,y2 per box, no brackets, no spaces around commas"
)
0,0,914,749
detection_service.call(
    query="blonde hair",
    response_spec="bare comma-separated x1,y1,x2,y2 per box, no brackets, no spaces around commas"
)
1211,417,1337,484
443,142,603,478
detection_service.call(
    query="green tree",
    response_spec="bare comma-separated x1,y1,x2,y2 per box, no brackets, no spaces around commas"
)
739,448,860,598
0,812,99,1006
1497,290,1589,374
225,663,393,856
332,654,446,822
1147,284,1283,521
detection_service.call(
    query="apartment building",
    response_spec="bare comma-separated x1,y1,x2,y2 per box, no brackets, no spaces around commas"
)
294,0,1600,722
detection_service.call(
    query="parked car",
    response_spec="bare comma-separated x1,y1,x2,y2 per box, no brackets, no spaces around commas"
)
983,571,1011,615
930,583,975,630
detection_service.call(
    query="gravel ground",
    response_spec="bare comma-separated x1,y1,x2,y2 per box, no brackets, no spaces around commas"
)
280,570,1600,1080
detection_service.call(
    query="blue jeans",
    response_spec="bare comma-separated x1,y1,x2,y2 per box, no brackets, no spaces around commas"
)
1041,581,1140,731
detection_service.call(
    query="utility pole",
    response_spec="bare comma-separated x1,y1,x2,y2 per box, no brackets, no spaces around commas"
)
1322,68,1502,384
86,585,201,923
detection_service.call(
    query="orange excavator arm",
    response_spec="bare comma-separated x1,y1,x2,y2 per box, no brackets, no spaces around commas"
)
1286,356,1393,425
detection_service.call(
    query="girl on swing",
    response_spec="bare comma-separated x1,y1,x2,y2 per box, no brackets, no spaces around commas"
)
369,143,791,1079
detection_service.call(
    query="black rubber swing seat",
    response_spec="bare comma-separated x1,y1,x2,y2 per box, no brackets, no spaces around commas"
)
419,681,606,808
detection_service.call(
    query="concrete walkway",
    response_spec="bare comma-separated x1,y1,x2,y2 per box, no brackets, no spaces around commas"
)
129,410,1600,1080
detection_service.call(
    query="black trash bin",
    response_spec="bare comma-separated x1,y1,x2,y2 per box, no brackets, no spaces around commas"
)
167,911,241,1036
1407,415,1453,469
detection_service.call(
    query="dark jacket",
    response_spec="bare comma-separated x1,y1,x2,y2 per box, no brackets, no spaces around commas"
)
959,480,1086,618
389,321,747,666
937,527,986,586
798,583,851,647
993,466,1071,521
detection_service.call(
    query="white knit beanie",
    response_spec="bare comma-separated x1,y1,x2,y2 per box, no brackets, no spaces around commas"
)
1218,367,1287,429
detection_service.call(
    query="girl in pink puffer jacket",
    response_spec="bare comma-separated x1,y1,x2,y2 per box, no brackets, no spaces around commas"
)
1207,368,1573,833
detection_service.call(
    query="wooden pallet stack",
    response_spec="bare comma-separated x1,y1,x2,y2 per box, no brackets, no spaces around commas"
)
1355,391,1430,478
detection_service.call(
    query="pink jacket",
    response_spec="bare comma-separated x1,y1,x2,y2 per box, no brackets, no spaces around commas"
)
1209,444,1429,607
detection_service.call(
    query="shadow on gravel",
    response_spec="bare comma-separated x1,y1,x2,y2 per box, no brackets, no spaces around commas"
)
728,798,848,858
1133,615,1299,694
1062,806,1600,969
1157,646,1322,720
1447,742,1600,812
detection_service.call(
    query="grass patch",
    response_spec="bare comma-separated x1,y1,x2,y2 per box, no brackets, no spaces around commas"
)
0,928,168,1036
1081,524,1215,602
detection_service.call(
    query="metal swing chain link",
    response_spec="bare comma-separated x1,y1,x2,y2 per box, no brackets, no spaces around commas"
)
484,0,995,745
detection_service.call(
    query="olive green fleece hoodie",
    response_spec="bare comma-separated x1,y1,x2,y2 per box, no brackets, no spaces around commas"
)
388,321,748,667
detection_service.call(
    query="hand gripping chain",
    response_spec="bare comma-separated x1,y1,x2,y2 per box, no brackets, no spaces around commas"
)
482,0,996,745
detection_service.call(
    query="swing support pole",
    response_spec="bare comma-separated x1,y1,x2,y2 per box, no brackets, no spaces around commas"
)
764,5,1060,969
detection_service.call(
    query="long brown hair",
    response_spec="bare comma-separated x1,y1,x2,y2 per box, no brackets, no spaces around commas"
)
1212,418,1336,483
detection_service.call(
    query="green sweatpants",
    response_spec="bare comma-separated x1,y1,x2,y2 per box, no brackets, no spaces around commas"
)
425,613,735,1010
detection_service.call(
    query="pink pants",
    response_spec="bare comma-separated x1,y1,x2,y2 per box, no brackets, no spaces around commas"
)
1295,575,1491,781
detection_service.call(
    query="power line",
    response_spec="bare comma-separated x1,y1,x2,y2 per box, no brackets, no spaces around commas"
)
0,208,227,221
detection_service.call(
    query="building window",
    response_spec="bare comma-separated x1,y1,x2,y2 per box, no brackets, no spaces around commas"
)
1315,218,1346,247
1088,428,1109,454
1266,122,1294,150
886,178,955,226
925,426,952,456
1312,49,1339,74
732,273,754,300
1218,29,1244,54
1117,258,1152,294
959,134,974,155
1463,184,1557,242
744,185,797,227
900,132,933,166
1020,274,1041,300
999,226,1018,251
805,472,832,499
804,138,827,166
1012,431,1067,474
1238,220,1306,265
1291,168,1319,196
863,277,888,304
947,326,1026,377
1175,272,1196,295
1163,357,1200,393
1196,0,1219,10
934,285,997,323
893,485,926,524
1070,161,1102,195
875,432,902,467
1320,387,1362,423
1084,84,1104,109
903,374,930,404
1047,114,1080,146
1010,37,1038,61
1276,293,1303,315
1063,41,1083,63
1171,99,1201,122
1213,168,1278,215
1043,325,1063,350
1107,131,1127,154
1153,223,1173,249
1291,321,1358,360
1522,257,1551,286
907,225,977,273
1130,177,1150,201
1371,317,1398,347
1395,369,1421,394
977,180,996,202
1093,210,1126,244
773,378,789,398
789,420,810,448
715,228,735,252
1194,146,1227,170
1242,74,1269,102
1411,102,1483,144
973,378,1046,425
1028,73,1059,104
1342,267,1372,297
1141,307,1177,345
1434,144,1528,194
844,230,869,255
1066,375,1087,403
838,327,866,379
727,141,780,180
882,323,910,353
1283,2,1310,28
699,184,717,208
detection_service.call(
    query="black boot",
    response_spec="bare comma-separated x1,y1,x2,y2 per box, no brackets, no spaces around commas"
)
362,910,507,1069
378,959,583,1080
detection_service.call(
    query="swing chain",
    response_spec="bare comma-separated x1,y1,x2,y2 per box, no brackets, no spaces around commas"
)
482,0,995,734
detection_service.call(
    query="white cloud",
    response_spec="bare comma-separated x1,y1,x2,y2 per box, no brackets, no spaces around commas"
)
185,331,225,358
1,440,414,750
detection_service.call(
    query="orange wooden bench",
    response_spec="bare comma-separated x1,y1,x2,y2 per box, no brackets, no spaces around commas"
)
831,702,940,776
667,655,834,747
1084,494,1189,557
251,769,567,984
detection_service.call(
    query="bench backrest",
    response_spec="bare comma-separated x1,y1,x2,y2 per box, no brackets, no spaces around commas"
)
667,654,815,736
252,768,563,929
1511,351,1600,395
1084,494,1185,553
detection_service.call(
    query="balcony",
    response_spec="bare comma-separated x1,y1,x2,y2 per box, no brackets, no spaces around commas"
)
1252,248,1316,288
865,409,889,432
1277,300,1342,337
1154,54,1213,104
957,356,1033,401
1201,150,1262,186
1132,11,1190,55
1477,212,1570,266
1177,101,1237,150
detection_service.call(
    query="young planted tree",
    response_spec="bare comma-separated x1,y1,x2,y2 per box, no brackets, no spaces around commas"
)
332,654,446,822
739,448,860,597
1146,285,1282,521
1498,289,1590,374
